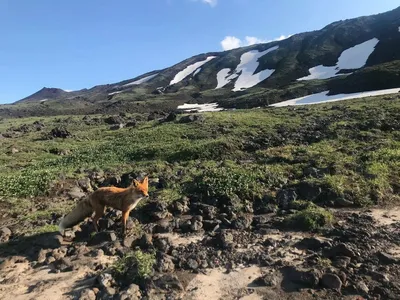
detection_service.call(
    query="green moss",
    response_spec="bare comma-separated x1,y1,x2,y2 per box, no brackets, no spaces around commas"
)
290,200,315,210
285,206,334,231
112,250,156,283
24,224,59,236
0,168,56,198
0,94,399,210
156,189,182,205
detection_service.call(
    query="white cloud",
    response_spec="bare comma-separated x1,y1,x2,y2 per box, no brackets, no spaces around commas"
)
245,36,267,46
221,36,243,50
266,34,292,43
202,0,217,6
194,0,217,7
221,34,292,50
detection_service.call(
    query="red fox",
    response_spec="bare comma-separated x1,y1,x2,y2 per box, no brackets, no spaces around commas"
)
59,176,149,234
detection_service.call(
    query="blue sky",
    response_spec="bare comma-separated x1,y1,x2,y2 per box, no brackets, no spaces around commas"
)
0,0,399,103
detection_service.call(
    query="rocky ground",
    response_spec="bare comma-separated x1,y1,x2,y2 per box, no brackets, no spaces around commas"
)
1,191,400,300
0,96,399,299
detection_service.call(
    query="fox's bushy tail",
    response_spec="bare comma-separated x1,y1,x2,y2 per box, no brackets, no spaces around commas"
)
59,198,93,232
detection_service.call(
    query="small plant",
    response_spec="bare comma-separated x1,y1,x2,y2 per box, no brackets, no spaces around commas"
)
191,167,264,202
112,250,156,284
316,257,332,268
24,224,59,236
290,200,315,210
285,206,334,231
0,168,56,197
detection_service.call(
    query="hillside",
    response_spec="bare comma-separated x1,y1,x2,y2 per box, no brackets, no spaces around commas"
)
2,6,400,117
0,94,400,299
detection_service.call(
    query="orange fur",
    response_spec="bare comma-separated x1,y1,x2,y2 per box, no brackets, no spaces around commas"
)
59,176,149,235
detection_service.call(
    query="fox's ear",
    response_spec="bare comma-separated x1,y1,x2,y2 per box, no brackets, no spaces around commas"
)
142,176,148,185
132,179,140,187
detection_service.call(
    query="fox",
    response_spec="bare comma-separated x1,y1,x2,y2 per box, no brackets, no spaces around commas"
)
59,176,149,235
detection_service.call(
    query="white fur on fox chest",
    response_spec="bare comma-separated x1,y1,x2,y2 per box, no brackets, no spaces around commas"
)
128,197,142,211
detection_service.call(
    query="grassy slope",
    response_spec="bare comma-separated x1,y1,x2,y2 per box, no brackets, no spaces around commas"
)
0,95,399,234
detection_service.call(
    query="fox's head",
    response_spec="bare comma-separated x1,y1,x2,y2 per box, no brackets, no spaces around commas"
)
131,176,149,198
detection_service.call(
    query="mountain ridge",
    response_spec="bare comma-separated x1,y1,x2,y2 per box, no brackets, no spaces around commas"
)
6,5,400,117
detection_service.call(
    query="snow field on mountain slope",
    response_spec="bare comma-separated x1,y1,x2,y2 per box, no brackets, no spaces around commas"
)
298,38,379,81
270,87,400,107
123,73,159,87
215,46,279,91
170,56,216,85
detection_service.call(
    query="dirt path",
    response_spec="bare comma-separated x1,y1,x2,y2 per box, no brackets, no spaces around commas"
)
0,207,399,299
185,266,262,300
0,256,116,300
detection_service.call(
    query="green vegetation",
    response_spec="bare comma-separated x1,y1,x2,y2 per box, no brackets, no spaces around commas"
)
284,204,334,231
0,95,399,227
112,250,156,283
24,224,59,236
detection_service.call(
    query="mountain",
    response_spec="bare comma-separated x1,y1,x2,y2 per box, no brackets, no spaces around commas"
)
16,87,73,103
5,6,400,116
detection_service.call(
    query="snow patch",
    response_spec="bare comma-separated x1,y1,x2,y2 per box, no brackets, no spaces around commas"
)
398,26,400,33
216,68,238,89
170,56,216,85
232,46,279,91
270,87,400,107
39,99,48,103
108,91,123,96
298,38,379,81
215,46,278,91
63,89,73,92
177,103,223,112
123,73,158,87
193,68,201,77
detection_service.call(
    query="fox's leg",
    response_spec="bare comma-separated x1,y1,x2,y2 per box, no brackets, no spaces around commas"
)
92,205,105,232
121,209,131,236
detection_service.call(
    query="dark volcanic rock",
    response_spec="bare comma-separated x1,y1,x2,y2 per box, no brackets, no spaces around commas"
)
303,167,324,178
332,256,351,268
191,203,217,220
34,233,63,249
79,288,96,300
324,243,356,258
321,273,342,290
104,116,124,125
52,257,73,272
0,227,12,242
152,274,184,291
156,253,175,273
164,112,177,122
377,252,400,265
125,120,137,127
276,189,297,209
153,237,171,253
294,237,328,251
98,218,115,231
215,230,234,249
119,284,141,300
88,231,117,246
202,219,221,231
109,124,124,130
49,127,72,139
255,272,280,287
232,215,253,230
138,234,153,249
178,114,204,124
141,201,170,222
187,258,199,270
281,266,321,288
297,181,322,201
